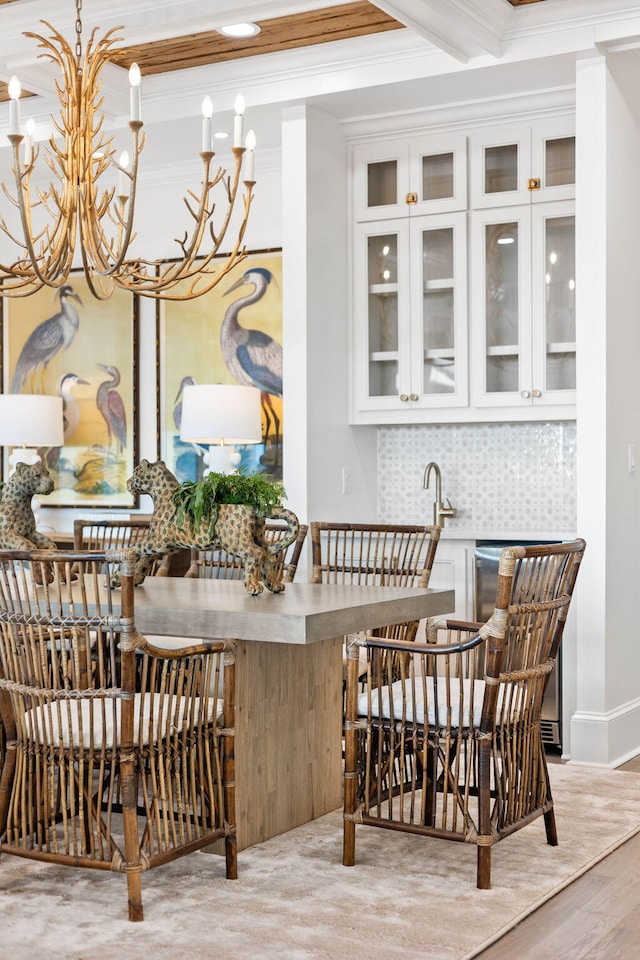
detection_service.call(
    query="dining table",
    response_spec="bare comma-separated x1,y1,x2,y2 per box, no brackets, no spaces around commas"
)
129,576,455,851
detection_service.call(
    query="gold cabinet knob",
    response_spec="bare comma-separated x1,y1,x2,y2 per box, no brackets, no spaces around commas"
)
409,393,418,401
399,394,409,402
532,389,542,398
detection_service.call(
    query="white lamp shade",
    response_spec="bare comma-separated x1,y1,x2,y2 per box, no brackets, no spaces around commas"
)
0,394,64,447
179,384,262,445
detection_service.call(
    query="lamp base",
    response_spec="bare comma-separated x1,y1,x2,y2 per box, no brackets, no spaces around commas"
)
8,447,41,472
202,445,242,476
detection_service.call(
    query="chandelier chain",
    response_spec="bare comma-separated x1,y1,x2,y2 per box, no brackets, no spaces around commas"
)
75,0,82,65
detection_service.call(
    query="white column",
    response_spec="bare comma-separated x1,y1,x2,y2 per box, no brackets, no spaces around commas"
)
571,51,640,765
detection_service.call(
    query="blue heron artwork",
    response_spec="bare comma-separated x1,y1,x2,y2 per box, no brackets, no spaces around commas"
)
159,250,283,482
11,285,82,394
5,275,137,507
221,267,282,466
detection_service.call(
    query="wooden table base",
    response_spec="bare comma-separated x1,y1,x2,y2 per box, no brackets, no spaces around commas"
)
211,634,344,852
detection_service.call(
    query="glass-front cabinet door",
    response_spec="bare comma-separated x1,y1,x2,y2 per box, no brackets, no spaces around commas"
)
471,201,575,409
531,201,576,405
353,220,411,414
410,213,467,408
352,214,467,420
352,133,467,222
470,117,575,209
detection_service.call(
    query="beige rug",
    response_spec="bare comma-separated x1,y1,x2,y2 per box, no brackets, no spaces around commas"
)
1,763,639,960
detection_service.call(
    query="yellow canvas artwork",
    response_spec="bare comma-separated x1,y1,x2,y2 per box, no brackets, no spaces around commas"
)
159,249,283,482
3,276,137,507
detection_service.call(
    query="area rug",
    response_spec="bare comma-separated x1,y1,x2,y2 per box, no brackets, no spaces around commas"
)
1,763,639,960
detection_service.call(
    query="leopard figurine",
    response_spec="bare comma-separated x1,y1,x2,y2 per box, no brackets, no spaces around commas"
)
124,459,299,595
0,459,57,553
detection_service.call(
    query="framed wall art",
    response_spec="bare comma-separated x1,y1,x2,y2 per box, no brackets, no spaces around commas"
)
158,248,283,483
2,273,138,507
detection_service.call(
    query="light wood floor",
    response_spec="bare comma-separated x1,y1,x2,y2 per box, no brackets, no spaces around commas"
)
478,755,640,959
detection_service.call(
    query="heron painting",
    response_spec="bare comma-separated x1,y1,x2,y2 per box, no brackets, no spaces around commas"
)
221,267,282,465
11,285,83,394
4,273,138,507
159,249,283,482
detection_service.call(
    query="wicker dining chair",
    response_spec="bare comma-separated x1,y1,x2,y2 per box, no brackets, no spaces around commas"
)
185,520,308,583
73,518,171,576
343,538,586,889
0,548,237,922
310,521,442,679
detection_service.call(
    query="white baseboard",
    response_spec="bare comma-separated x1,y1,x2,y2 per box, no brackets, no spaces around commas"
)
570,695,640,767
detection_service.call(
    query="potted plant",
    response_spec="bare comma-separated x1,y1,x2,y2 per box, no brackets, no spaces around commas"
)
173,470,287,535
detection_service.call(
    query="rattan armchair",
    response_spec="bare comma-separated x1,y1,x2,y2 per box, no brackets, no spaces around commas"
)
310,522,442,676
73,517,171,576
185,520,308,583
0,549,237,922
73,517,151,550
343,538,585,889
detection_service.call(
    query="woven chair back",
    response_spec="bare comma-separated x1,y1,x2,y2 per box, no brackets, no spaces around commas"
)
0,547,236,921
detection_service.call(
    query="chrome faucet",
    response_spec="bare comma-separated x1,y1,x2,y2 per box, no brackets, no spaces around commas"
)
423,461,456,528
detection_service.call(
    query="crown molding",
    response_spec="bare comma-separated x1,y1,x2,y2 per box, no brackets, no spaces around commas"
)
342,85,576,141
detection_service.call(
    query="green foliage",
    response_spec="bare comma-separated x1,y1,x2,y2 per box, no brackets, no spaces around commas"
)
173,471,286,533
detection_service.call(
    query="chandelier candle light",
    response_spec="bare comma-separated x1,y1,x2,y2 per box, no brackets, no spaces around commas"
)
1,0,256,300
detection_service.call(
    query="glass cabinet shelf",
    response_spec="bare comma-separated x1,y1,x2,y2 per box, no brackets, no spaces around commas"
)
425,348,455,360
424,278,454,291
370,350,400,362
486,344,519,357
369,282,399,294
547,342,576,353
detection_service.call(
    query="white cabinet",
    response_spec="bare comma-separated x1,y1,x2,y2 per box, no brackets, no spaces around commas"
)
471,200,575,409
352,212,468,422
352,133,467,222
427,538,474,622
349,114,576,424
469,117,575,209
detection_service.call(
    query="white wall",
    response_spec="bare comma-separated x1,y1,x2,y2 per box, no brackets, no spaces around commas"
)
572,50,640,764
281,105,377,537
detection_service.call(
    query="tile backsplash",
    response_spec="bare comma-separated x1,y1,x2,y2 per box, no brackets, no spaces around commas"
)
378,421,577,536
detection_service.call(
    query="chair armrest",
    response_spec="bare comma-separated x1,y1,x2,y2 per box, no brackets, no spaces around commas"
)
129,632,232,660
347,631,484,658
442,619,485,632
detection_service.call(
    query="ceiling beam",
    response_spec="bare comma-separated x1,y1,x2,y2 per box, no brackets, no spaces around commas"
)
371,0,514,62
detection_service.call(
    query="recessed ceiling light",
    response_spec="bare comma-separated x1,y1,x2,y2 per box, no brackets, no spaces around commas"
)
218,22,261,39
214,131,228,140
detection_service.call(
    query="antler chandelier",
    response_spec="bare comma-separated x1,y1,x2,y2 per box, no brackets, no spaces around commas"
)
1,0,255,300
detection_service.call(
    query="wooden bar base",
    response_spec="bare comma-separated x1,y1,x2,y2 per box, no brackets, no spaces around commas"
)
208,635,344,852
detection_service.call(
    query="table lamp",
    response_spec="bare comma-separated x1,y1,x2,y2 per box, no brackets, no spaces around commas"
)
0,394,64,471
0,394,64,529
179,383,262,474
